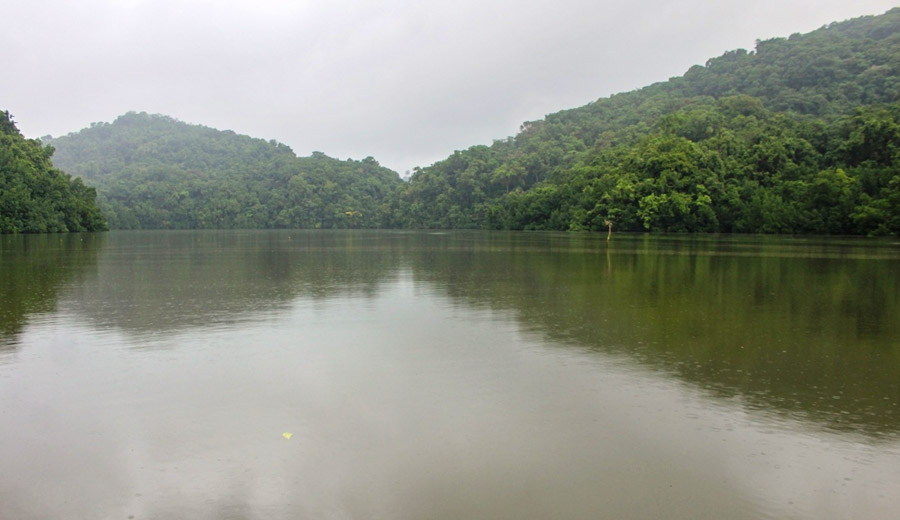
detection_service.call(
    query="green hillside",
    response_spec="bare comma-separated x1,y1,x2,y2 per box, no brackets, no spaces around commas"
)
47,112,403,229
386,8,900,235
0,111,106,233
43,9,900,235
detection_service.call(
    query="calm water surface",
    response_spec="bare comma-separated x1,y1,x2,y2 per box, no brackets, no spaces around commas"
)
1,230,899,519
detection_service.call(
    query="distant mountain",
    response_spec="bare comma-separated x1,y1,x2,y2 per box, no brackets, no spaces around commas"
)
386,8,900,235
0,111,106,233
45,9,900,235
47,112,403,229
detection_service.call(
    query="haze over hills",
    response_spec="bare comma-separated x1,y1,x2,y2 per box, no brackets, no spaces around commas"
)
387,7,900,234
34,8,900,235
47,113,403,230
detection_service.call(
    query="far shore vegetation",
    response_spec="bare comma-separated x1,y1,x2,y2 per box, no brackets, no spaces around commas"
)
3,9,899,235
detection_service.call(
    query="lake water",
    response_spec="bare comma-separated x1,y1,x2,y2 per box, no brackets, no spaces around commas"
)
1,230,899,519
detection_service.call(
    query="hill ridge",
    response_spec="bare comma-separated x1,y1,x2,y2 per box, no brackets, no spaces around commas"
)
48,112,402,230
386,8,899,234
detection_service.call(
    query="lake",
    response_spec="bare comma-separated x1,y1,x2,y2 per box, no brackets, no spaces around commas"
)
1,230,899,519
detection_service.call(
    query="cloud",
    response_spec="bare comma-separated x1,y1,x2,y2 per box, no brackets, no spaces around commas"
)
2,0,897,173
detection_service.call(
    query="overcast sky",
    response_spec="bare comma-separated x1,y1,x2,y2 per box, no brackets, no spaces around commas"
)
2,0,896,174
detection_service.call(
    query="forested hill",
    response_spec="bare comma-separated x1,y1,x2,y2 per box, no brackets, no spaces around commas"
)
0,111,107,233
387,8,900,235
47,112,403,229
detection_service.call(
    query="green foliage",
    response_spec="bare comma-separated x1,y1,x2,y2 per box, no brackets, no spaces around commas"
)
47,113,403,229
0,111,107,233
34,9,900,235
388,9,900,235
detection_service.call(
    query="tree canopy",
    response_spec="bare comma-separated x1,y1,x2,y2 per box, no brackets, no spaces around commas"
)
1,111,107,233
47,112,403,230
386,8,900,235
37,8,900,235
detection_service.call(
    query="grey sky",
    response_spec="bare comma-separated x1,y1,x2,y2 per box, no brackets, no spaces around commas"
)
3,0,897,174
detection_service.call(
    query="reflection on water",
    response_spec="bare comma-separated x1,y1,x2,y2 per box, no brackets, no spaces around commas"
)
65,231,403,335
404,233,900,437
0,233,103,352
1,230,899,519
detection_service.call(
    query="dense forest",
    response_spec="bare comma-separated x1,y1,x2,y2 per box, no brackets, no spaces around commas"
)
0,111,106,233
47,113,403,229
386,8,900,235
31,8,900,235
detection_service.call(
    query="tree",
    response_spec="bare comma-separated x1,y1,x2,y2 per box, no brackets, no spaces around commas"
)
1,111,107,233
